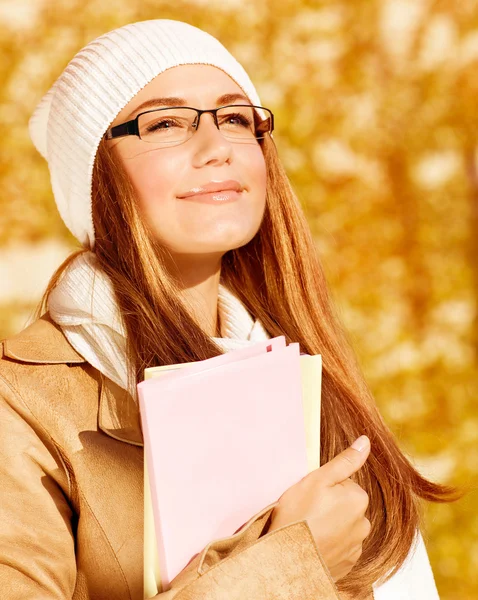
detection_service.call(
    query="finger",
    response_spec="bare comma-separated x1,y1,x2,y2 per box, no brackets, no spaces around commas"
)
319,436,371,486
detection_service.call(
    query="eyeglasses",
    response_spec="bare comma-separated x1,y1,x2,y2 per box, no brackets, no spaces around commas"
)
104,104,274,147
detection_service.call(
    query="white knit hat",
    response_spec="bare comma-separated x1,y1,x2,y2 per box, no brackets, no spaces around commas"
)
29,19,263,249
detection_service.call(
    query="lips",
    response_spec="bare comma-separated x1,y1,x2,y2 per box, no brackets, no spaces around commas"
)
177,180,243,198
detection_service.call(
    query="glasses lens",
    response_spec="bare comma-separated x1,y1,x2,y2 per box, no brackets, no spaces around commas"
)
217,105,268,141
138,108,196,144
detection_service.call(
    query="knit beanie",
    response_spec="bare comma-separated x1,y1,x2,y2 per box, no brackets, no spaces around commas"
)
28,19,263,249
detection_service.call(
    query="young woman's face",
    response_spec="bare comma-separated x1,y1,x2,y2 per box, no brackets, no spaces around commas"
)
108,65,267,257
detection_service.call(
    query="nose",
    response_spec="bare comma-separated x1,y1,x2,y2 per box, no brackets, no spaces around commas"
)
191,112,233,167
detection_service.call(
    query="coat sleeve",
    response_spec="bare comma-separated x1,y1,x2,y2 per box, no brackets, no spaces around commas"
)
159,511,342,600
0,387,78,599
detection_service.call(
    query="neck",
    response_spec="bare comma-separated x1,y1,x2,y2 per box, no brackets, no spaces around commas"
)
166,252,223,337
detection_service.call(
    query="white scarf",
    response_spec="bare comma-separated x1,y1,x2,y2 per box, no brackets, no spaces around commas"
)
47,251,270,394
47,250,439,600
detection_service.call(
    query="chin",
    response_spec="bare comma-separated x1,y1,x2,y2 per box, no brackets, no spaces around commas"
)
202,230,259,253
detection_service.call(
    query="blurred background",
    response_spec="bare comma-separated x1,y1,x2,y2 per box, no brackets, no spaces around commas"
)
1,0,477,597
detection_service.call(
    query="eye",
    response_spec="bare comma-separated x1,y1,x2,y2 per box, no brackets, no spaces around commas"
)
146,118,181,133
219,112,253,128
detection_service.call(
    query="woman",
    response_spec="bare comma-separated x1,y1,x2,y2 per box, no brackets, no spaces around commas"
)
0,19,457,600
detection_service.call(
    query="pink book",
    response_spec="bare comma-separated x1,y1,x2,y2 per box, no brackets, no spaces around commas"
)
144,335,287,384
138,341,308,591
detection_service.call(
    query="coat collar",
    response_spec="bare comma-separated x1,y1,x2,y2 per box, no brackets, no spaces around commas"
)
3,313,86,364
2,313,143,447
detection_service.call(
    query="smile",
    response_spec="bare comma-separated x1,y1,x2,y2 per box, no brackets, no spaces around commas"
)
177,179,244,204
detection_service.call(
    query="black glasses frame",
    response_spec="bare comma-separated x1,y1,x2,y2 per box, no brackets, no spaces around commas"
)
104,104,274,142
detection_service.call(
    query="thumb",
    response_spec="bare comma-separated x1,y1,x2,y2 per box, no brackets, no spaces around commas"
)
319,435,371,486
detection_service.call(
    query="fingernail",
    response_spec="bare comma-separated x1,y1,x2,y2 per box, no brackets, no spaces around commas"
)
351,435,369,452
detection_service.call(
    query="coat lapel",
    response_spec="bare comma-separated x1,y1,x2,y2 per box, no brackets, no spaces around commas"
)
2,313,144,447
98,375,144,446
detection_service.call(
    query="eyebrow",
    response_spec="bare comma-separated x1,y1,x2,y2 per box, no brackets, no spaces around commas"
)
124,93,252,120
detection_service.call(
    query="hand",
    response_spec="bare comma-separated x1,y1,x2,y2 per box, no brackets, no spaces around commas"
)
267,435,371,582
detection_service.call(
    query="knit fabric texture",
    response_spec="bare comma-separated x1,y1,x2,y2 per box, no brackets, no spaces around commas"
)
28,19,263,249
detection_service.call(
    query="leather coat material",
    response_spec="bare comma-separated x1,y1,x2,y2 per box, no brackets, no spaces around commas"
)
0,314,373,599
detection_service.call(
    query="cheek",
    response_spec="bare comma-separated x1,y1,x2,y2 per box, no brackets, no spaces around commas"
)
245,145,267,197
122,151,183,213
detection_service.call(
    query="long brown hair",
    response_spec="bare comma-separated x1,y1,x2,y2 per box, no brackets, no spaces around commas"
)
37,132,458,597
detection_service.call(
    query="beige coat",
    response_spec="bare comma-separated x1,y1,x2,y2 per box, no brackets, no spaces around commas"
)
0,314,372,599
